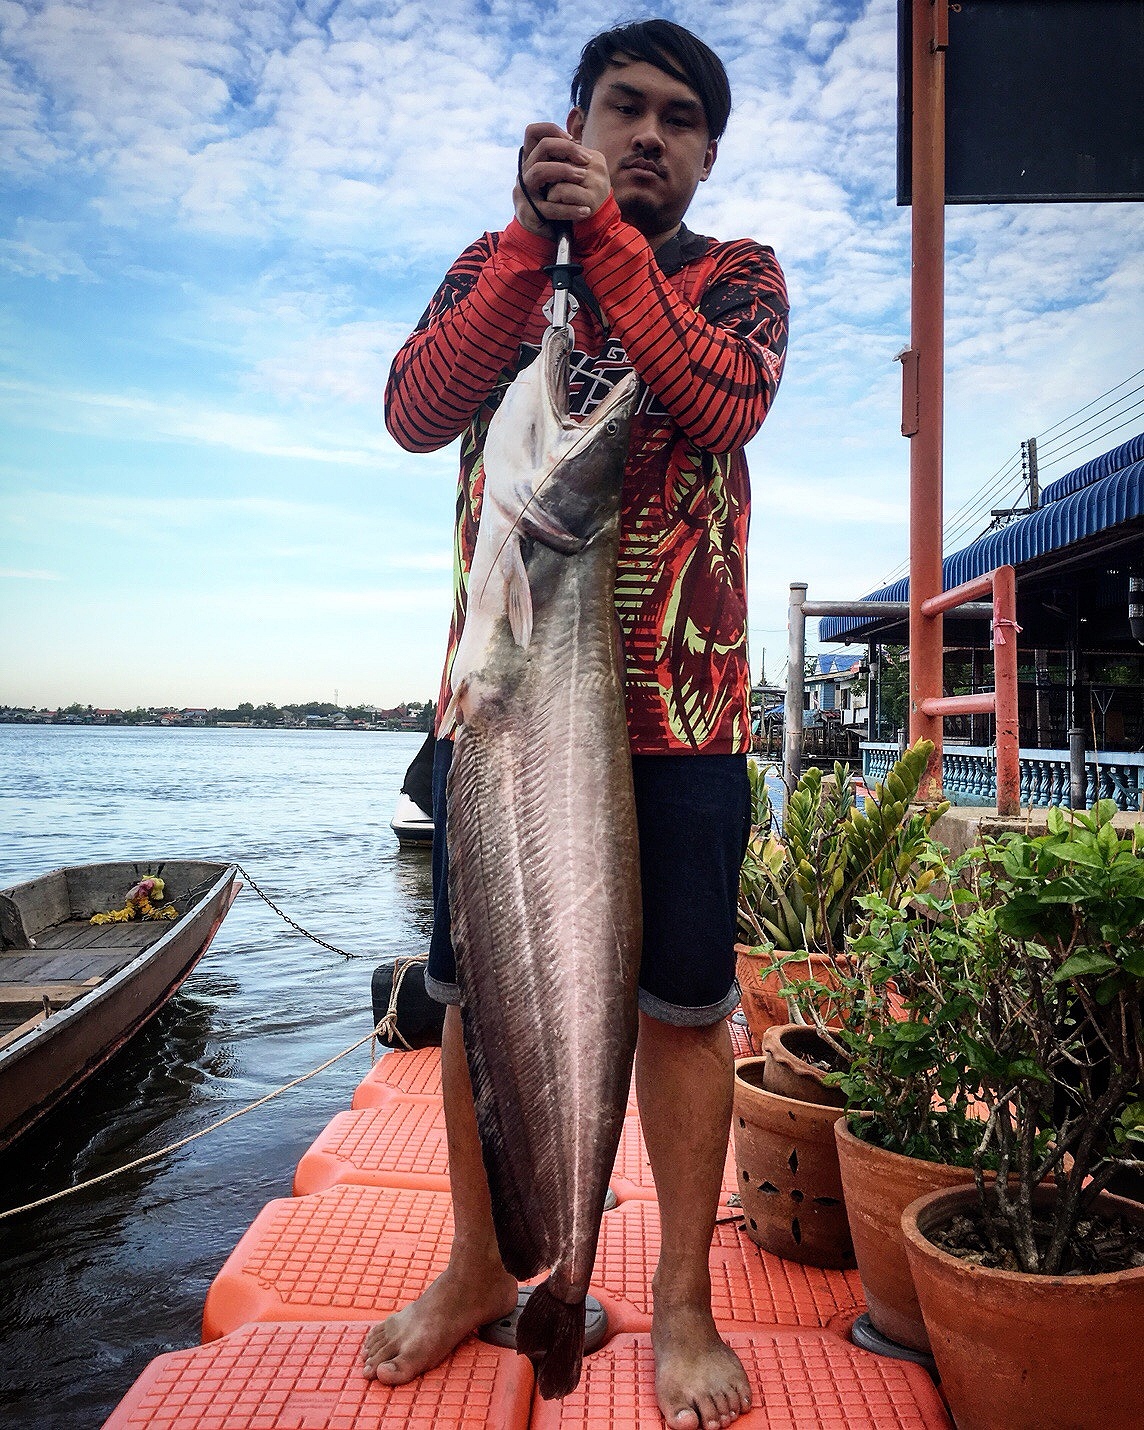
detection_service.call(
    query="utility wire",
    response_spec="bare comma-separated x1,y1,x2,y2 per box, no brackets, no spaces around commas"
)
875,370,1144,589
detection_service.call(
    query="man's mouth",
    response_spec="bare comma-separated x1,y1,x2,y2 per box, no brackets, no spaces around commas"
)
621,158,666,179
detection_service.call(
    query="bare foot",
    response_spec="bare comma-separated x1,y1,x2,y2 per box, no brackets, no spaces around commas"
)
361,1260,518,1385
651,1302,752,1430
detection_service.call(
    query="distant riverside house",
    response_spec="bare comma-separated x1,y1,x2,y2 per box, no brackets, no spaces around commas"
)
807,653,868,729
93,709,120,724
182,709,209,725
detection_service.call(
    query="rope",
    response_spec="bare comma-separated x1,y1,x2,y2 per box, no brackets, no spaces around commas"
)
233,863,368,960
0,1022,384,1223
373,954,429,1054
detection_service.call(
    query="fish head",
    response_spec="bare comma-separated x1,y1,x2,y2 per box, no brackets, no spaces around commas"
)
537,325,639,542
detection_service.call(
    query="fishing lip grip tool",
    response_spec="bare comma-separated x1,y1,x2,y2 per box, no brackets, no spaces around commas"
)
545,223,581,331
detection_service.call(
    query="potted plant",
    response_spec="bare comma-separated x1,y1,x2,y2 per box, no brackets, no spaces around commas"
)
731,742,948,1273
758,833,999,1352
799,846,1014,1352
735,742,945,1042
899,801,1144,1430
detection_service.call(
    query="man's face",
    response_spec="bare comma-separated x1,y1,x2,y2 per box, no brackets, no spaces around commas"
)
568,56,717,245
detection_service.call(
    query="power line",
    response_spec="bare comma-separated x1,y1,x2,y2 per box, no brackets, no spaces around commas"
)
1034,366,1144,443
1036,396,1144,471
874,369,1144,589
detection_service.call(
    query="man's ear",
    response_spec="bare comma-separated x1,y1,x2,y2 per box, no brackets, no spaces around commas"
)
701,138,718,181
567,107,587,142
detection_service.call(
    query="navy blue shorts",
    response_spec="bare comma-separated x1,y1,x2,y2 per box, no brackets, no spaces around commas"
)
425,739,750,1027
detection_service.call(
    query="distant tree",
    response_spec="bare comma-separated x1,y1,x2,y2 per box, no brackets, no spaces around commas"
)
877,645,910,739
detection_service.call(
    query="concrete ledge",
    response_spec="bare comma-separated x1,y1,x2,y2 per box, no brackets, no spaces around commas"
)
931,804,1144,860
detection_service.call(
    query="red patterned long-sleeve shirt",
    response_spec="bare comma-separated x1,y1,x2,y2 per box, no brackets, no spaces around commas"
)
386,194,788,754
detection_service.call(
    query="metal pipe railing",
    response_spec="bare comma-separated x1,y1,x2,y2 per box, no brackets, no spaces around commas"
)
784,572,1018,814
919,565,1020,815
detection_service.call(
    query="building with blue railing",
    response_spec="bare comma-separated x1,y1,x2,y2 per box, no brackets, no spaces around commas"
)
817,433,1144,811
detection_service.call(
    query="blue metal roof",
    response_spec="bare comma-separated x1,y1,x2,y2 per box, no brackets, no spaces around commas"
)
819,433,1144,642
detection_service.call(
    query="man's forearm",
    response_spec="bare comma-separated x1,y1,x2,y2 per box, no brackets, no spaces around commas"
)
575,197,788,453
385,222,555,453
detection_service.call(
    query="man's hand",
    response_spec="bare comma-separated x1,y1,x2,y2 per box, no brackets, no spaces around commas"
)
514,122,611,238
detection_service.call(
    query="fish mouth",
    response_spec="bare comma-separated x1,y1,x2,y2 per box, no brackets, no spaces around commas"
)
542,325,638,455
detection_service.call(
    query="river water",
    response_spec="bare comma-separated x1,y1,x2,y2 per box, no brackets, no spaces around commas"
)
0,725,435,1428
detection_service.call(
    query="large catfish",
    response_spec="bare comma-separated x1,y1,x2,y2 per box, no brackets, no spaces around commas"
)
440,323,642,1398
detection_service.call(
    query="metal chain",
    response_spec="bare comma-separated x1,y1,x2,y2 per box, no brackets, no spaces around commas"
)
233,863,368,960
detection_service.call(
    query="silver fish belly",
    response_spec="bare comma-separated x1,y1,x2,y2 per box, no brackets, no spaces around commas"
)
444,324,642,1398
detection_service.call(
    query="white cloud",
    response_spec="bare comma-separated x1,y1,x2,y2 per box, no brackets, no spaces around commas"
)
1,0,1140,702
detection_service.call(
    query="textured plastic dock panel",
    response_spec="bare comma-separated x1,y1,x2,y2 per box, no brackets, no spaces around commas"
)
103,1321,534,1429
202,1185,454,1341
528,1330,951,1428
293,1100,450,1196
352,1046,443,1108
589,1200,864,1333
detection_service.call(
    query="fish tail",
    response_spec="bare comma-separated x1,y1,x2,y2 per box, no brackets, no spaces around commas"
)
516,1278,586,1400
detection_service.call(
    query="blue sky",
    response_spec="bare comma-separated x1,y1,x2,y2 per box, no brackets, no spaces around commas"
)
2,0,1141,709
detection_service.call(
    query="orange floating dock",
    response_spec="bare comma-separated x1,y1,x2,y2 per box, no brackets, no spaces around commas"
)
102,1322,534,1430
294,1099,451,1195
529,1331,949,1429
108,1025,952,1428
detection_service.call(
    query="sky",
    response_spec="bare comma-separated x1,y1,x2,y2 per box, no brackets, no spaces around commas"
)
1,0,1141,710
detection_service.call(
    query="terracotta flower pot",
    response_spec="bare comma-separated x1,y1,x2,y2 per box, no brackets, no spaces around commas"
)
761,1023,846,1108
734,944,838,1044
902,1183,1144,1430
834,1116,975,1352
732,1056,854,1268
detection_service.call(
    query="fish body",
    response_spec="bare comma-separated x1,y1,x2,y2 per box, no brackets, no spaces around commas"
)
443,325,642,1398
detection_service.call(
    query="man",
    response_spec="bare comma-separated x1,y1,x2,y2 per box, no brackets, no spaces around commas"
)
365,20,788,1430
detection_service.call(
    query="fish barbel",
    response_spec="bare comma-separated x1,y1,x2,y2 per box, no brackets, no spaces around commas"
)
441,323,642,1398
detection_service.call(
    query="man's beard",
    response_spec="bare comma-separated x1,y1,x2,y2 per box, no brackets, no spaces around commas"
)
618,193,677,236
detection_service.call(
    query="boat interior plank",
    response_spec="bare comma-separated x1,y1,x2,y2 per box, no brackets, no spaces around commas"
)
35,920,158,952
0,950,138,984
0,980,101,1005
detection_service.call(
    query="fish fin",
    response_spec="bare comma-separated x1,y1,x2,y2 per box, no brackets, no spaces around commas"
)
515,488,585,555
438,683,464,737
516,1279,586,1400
502,536,533,648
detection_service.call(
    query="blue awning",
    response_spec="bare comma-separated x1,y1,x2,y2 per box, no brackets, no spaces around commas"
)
819,432,1144,642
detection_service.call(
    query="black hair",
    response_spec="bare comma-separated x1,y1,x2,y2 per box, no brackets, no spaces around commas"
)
570,19,731,141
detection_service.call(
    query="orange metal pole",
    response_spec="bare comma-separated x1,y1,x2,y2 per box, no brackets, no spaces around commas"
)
908,0,948,800
991,564,1021,815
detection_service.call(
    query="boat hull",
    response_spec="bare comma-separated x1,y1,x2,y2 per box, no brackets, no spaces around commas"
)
0,861,239,1150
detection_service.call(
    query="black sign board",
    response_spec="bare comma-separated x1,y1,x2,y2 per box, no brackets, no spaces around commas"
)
899,0,1144,203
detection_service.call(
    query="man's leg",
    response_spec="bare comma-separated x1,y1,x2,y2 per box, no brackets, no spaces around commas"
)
637,1010,750,1430
361,1004,518,1382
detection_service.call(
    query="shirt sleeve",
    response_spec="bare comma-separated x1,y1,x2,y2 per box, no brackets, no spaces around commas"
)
384,220,555,453
573,195,789,453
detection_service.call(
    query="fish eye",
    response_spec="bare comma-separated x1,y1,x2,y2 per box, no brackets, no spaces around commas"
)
606,421,618,434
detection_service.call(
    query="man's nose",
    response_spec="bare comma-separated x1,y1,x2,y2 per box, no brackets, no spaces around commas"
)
632,118,665,154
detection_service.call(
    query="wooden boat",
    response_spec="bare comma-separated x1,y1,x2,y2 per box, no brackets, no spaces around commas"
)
0,860,240,1150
